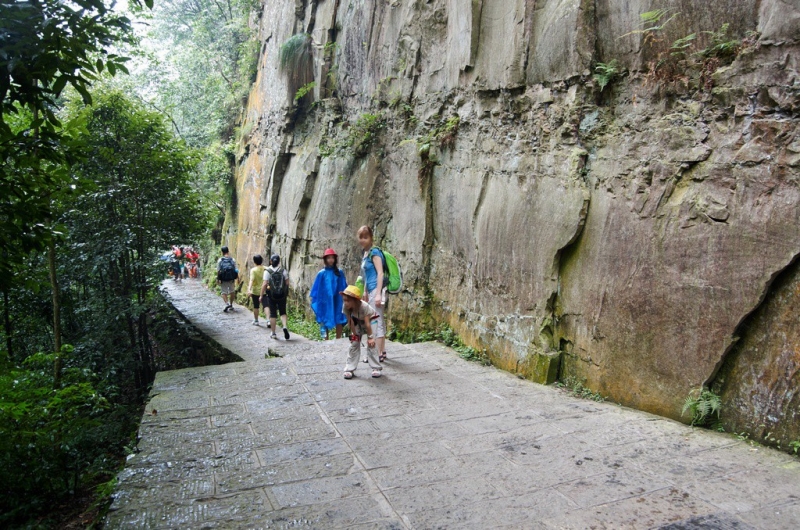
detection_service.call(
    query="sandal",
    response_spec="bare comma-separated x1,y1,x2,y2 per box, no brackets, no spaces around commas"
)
343,371,354,380
379,351,387,362
371,370,382,378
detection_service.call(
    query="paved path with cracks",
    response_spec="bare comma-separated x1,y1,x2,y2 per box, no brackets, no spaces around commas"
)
106,279,800,529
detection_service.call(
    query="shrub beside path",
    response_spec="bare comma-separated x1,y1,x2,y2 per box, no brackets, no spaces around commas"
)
106,280,800,529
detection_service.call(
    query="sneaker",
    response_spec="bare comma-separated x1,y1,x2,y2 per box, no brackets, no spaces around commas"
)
253,320,259,326
228,304,234,311
270,333,277,340
371,370,382,378
283,327,290,340
223,305,229,313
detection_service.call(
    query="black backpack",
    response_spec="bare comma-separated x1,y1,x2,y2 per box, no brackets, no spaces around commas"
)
268,266,287,299
217,257,237,281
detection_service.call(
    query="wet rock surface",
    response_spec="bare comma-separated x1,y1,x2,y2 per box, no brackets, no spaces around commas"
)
106,281,800,529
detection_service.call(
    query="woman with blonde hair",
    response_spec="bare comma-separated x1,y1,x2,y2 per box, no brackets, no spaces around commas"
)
356,226,388,361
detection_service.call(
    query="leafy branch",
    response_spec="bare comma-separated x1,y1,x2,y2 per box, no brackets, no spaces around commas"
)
619,9,679,40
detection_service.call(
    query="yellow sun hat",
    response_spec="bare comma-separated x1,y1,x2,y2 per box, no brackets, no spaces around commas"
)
340,285,362,300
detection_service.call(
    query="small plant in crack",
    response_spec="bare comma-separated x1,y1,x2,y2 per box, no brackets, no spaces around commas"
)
593,60,623,92
556,376,605,402
682,387,722,427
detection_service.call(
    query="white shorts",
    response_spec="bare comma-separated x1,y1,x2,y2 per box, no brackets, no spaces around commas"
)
368,288,386,338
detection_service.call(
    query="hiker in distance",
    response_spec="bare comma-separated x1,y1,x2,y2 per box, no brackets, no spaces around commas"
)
310,248,348,340
341,284,382,379
247,254,266,325
217,246,239,312
357,226,387,361
170,247,183,282
260,254,290,340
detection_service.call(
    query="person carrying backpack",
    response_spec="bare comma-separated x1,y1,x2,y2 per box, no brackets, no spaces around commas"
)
259,254,290,340
170,255,182,282
216,246,239,312
355,226,404,361
357,225,388,361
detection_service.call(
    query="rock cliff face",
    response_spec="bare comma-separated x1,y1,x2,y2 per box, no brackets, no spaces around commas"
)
226,0,800,443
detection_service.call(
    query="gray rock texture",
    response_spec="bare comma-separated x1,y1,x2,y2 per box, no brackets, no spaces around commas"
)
106,281,800,528
223,0,800,441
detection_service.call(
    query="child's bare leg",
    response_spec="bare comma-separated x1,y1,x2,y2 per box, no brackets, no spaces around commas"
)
335,324,343,339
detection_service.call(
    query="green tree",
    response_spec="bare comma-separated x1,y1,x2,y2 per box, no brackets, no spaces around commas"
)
0,89,207,525
65,90,205,387
130,0,260,147
0,0,139,292
0,1,233,524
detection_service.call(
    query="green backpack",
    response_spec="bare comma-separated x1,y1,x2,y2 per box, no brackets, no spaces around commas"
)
373,247,403,294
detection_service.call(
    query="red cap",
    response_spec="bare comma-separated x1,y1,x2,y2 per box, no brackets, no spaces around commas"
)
323,248,337,257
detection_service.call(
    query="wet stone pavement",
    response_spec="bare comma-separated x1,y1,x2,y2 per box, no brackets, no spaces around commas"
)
106,280,800,529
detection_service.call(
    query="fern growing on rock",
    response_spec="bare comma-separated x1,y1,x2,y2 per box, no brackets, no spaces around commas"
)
593,60,622,92
682,387,722,427
279,33,314,99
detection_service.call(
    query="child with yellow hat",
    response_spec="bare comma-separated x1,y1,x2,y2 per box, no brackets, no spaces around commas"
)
340,284,382,379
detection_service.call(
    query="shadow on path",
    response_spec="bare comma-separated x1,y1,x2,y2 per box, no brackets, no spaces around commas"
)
106,280,800,529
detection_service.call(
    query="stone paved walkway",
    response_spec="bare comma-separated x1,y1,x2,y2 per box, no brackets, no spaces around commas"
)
106,280,800,529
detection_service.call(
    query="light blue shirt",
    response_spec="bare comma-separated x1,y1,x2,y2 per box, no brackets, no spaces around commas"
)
361,248,384,292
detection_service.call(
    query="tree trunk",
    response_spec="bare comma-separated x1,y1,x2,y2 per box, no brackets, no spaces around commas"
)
49,239,63,386
138,312,153,385
2,287,12,362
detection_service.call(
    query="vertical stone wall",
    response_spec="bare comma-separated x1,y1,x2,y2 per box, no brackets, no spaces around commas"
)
222,0,800,442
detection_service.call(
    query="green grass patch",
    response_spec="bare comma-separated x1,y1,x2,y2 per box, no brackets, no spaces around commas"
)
556,376,605,402
391,324,491,366
286,303,323,340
